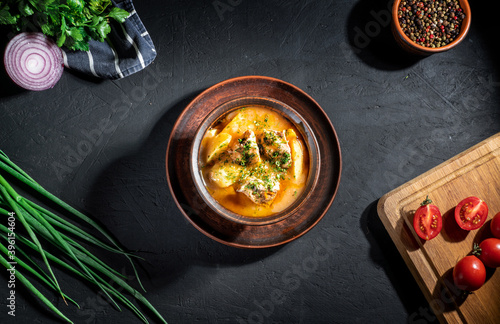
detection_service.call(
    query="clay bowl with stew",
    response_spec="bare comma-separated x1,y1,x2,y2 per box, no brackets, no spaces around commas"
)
166,76,342,248
190,96,320,226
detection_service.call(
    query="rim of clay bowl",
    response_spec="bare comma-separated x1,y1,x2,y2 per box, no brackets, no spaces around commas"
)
190,96,320,226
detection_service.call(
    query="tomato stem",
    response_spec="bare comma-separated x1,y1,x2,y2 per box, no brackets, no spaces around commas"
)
472,243,482,256
421,195,432,206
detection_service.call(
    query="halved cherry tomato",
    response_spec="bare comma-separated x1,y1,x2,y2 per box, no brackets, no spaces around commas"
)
491,212,500,239
453,255,486,291
473,238,500,268
413,196,442,240
454,196,488,231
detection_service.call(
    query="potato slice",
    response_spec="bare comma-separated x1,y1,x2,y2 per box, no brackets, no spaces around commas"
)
286,129,304,182
209,162,244,188
220,110,261,137
206,132,232,163
285,129,297,140
205,128,218,138
220,112,246,135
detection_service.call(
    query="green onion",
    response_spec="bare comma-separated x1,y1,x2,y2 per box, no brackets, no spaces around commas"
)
0,151,167,324
0,253,74,323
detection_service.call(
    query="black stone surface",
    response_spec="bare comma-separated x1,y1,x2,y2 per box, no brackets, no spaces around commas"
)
1,1,499,323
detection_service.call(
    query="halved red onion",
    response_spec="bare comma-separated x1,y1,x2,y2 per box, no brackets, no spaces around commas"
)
4,32,64,91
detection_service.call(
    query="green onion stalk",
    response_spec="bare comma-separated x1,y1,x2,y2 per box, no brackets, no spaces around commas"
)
0,150,167,324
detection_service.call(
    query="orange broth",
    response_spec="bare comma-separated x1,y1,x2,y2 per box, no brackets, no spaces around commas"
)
199,106,309,217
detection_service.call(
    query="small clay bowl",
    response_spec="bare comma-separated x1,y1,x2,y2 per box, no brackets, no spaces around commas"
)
391,0,471,55
190,96,320,226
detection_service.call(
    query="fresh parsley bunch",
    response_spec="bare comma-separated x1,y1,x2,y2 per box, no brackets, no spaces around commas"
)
0,0,130,51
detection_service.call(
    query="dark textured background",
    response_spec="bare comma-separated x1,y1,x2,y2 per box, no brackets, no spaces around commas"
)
1,0,499,323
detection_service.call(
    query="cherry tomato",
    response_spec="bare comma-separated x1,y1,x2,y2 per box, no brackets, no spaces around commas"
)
413,196,442,240
473,238,500,268
454,196,488,231
453,255,486,291
491,212,500,239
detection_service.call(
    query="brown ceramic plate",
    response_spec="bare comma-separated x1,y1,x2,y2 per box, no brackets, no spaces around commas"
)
166,76,342,248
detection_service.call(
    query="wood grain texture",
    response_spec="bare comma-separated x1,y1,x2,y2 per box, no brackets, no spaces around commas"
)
378,132,500,324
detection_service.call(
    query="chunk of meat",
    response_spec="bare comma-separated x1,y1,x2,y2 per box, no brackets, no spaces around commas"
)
259,130,292,169
237,175,280,205
228,130,261,166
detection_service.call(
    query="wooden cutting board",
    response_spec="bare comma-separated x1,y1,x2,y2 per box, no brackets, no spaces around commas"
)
378,132,500,324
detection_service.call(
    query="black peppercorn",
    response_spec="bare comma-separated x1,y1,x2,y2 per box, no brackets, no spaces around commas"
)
398,0,466,48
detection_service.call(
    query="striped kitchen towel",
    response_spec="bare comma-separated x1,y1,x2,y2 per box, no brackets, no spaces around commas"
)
63,0,156,79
